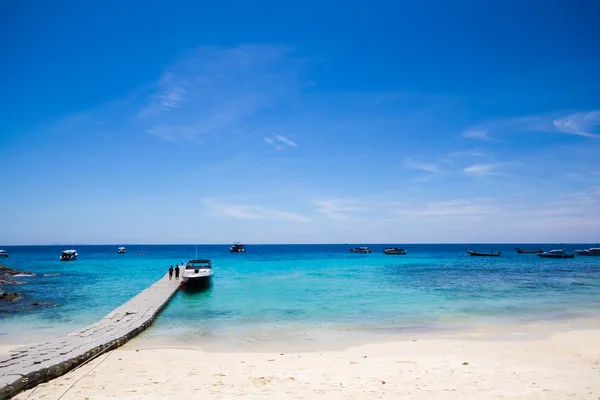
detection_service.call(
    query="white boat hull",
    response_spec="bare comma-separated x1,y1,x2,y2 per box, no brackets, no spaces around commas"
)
181,270,213,288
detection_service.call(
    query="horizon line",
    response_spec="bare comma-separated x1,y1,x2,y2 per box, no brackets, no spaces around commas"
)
1,242,598,246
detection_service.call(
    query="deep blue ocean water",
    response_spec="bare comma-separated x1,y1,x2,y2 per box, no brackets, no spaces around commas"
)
1,244,600,347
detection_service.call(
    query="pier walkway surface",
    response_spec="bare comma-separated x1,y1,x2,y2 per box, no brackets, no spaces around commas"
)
0,273,180,400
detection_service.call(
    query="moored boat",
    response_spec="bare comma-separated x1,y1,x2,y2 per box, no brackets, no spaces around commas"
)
0,250,8,258
230,243,247,253
574,247,600,256
383,247,407,255
60,250,78,261
537,249,574,258
466,248,501,257
118,247,126,254
181,259,214,289
515,248,544,254
349,247,372,253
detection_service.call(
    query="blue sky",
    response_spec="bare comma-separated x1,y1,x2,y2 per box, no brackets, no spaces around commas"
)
1,0,599,244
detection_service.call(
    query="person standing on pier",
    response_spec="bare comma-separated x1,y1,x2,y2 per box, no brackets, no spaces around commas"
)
175,264,180,280
168,265,174,280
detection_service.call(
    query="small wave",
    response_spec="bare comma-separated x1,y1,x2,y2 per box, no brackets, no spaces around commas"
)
43,274,61,277
13,273,35,277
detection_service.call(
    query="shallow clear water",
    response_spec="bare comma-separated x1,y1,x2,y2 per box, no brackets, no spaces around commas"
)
1,244,599,347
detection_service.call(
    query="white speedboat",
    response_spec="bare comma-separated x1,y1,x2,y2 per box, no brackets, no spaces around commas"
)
60,250,78,261
181,259,213,288
575,247,600,256
118,247,126,254
383,247,407,255
0,250,8,258
349,247,372,253
230,243,247,253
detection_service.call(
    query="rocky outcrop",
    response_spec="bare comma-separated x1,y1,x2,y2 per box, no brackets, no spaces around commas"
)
0,277,19,285
1,263,34,304
0,292,21,302
1,264,59,311
0,263,34,277
0,263,33,285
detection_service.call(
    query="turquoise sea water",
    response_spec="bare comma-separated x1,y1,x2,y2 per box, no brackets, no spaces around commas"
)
1,244,600,348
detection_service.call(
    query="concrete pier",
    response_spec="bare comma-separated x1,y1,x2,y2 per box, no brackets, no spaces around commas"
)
0,273,180,400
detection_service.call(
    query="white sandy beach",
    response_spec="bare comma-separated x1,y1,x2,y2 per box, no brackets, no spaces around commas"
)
12,326,600,400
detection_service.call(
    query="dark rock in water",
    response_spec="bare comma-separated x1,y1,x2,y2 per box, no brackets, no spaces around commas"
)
0,263,33,286
0,263,34,276
0,277,24,285
0,292,21,302
32,302,58,307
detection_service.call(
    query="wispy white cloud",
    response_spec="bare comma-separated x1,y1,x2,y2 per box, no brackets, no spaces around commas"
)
403,157,441,173
264,134,298,149
464,109,600,140
202,198,309,222
146,126,200,143
447,149,487,158
136,45,303,143
311,190,600,241
156,73,187,110
389,198,501,221
553,111,600,137
462,129,497,141
313,197,507,226
463,163,504,176
314,198,406,220
314,199,369,219
524,188,600,230
137,73,189,118
275,134,297,147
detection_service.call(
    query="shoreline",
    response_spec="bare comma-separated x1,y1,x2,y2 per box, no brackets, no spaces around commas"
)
13,324,600,399
118,314,600,353
3,314,600,355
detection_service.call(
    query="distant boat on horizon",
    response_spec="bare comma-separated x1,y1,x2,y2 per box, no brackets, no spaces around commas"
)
466,248,501,257
0,250,8,258
574,247,600,256
349,247,372,253
118,247,126,254
230,243,247,253
538,249,575,258
383,247,407,255
515,248,544,254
